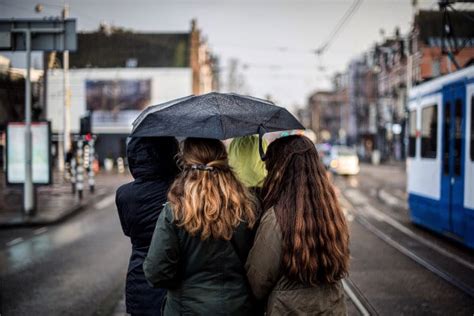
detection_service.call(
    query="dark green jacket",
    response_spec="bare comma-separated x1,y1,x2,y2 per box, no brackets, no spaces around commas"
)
143,203,257,315
246,208,347,315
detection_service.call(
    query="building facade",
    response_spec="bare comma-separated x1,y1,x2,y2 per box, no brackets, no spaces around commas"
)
46,20,218,163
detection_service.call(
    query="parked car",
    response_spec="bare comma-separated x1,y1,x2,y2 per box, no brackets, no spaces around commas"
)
328,146,360,175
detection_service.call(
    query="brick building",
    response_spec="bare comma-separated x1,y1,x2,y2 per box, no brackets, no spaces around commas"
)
373,28,408,160
306,72,349,144
409,10,474,85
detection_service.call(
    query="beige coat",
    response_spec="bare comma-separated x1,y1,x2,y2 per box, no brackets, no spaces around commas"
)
245,208,347,315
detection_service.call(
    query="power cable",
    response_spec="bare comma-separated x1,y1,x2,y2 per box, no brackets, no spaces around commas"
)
315,0,363,55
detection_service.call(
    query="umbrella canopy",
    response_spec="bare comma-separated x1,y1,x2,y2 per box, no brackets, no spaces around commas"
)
130,92,304,140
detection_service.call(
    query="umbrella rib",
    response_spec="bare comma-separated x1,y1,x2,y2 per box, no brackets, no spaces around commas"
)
215,95,225,138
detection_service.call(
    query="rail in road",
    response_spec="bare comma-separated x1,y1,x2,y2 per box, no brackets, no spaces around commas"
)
337,176,474,314
343,277,378,316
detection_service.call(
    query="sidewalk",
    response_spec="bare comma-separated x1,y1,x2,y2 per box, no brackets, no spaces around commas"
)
0,169,131,227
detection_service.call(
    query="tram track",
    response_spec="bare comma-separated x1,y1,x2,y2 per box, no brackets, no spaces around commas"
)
342,277,378,316
339,191,474,300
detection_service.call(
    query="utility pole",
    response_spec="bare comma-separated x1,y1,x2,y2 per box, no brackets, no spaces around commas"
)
61,4,71,172
24,29,34,214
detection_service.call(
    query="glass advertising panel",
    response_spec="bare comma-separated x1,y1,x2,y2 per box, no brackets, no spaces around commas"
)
6,122,51,185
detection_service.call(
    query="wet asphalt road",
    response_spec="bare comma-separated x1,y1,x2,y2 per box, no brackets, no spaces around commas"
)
0,193,130,316
0,164,473,315
335,163,474,315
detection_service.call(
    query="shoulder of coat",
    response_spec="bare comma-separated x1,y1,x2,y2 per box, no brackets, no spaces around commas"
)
260,207,280,230
115,182,133,200
161,202,177,222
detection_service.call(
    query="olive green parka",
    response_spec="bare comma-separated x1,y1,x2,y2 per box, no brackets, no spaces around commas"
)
245,208,347,315
143,203,258,315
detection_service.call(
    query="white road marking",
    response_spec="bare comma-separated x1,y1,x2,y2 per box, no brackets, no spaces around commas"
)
378,189,405,208
6,237,24,247
33,227,48,235
94,194,116,210
344,188,368,205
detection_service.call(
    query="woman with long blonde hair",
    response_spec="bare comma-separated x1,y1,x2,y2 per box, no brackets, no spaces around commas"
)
246,135,350,315
144,137,258,315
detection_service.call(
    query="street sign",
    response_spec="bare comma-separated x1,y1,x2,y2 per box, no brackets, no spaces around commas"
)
0,19,77,51
6,122,52,185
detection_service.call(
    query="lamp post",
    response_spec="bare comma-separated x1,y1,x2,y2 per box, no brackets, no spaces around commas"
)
35,3,71,172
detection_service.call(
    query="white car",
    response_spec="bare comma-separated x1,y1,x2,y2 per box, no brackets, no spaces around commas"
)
328,146,360,175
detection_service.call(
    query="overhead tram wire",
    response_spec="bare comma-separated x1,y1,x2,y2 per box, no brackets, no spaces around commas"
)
315,0,363,56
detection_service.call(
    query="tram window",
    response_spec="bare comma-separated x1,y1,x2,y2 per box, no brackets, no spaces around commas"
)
471,96,474,161
421,105,438,158
443,103,451,174
408,110,416,157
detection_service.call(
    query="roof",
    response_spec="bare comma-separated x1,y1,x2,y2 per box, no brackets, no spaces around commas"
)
414,10,474,45
70,29,190,68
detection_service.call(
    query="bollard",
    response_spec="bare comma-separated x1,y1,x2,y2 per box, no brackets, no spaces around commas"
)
117,157,125,174
70,156,76,194
76,140,84,199
88,138,95,193
83,144,90,170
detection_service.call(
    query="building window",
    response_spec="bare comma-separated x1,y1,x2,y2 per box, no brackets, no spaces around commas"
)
421,104,437,158
443,102,451,174
432,59,441,77
471,96,474,161
408,110,417,157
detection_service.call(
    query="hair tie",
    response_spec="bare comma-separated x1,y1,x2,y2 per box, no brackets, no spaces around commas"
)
190,164,215,172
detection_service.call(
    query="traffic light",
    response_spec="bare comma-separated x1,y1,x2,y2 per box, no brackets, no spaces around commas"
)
80,114,92,135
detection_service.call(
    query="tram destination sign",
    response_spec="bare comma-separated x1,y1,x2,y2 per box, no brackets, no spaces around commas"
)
0,18,77,51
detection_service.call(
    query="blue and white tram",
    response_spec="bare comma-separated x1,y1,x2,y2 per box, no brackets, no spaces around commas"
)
407,65,474,249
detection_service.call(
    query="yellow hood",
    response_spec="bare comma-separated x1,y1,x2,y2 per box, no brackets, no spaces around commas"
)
228,135,267,188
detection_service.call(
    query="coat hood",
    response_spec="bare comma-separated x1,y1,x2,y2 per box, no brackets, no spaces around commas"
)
127,137,179,180
228,135,267,188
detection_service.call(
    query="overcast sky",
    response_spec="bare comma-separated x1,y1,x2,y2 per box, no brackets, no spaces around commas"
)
1,0,443,110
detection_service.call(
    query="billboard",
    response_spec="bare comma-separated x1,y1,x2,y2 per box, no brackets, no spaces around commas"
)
6,122,52,185
86,79,151,127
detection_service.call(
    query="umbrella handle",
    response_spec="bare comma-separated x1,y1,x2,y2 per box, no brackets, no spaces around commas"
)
258,125,267,161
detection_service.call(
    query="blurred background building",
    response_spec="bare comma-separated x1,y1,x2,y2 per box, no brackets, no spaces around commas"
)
43,19,218,164
302,8,474,163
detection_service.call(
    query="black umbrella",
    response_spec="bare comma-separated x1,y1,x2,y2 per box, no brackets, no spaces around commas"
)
131,92,304,159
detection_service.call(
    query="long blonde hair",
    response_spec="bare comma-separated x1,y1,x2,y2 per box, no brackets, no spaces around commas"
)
168,138,257,240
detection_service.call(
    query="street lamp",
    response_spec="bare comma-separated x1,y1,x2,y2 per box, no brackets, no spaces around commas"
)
35,3,71,172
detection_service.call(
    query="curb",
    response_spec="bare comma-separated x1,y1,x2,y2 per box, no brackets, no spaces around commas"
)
0,189,113,229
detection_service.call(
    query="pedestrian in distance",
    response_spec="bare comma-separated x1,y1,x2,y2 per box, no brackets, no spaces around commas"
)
116,136,180,316
246,135,350,315
143,137,259,315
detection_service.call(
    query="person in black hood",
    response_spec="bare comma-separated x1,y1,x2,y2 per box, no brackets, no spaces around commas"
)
116,136,180,316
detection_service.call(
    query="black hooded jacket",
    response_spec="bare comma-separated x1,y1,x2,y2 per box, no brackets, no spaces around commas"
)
116,137,179,316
